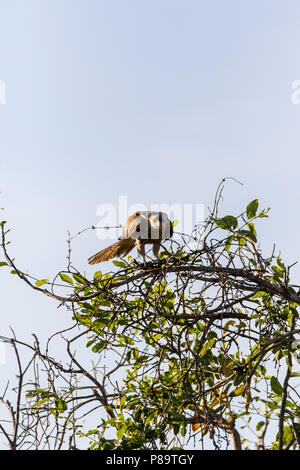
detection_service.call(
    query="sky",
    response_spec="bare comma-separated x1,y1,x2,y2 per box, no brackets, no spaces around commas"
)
0,0,300,448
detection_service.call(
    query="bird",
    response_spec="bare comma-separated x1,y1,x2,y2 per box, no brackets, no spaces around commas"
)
88,211,173,267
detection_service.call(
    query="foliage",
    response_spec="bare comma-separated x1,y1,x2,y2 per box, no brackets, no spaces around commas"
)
1,187,300,450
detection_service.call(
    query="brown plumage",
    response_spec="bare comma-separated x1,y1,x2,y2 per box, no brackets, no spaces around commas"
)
88,211,173,266
88,238,136,264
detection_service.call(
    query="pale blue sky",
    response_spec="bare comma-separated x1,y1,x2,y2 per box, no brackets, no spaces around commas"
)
1,0,300,428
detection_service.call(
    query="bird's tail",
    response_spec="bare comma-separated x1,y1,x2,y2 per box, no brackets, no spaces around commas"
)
88,238,135,264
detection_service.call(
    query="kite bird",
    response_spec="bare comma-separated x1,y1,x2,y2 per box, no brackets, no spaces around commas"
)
88,211,173,267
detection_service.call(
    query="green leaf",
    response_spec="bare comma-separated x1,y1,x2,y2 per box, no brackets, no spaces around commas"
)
267,401,279,411
59,273,74,284
252,291,268,299
0,262,8,267
258,209,269,218
213,216,237,230
73,273,87,285
231,385,244,396
92,341,106,353
93,319,109,330
173,423,180,435
34,398,49,409
25,388,49,399
225,235,234,253
55,398,67,413
256,421,265,431
271,265,284,278
224,320,235,330
247,223,257,242
236,229,257,243
120,396,126,410
93,271,102,281
112,260,127,268
291,371,300,377
246,199,259,219
270,376,283,396
117,426,126,440
282,426,294,446
35,279,48,287
180,422,187,437
200,339,215,357
172,219,179,228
